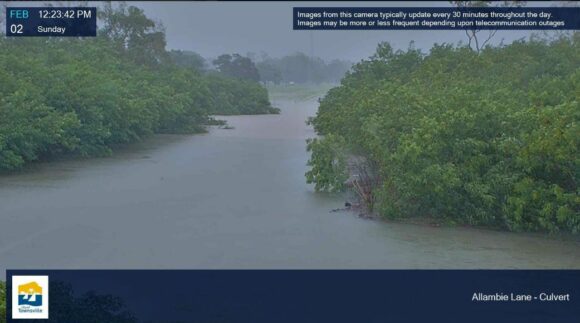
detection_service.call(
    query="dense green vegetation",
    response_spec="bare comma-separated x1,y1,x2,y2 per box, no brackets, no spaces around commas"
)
168,49,208,72
307,35,579,234
0,5,275,171
206,74,276,115
213,54,261,82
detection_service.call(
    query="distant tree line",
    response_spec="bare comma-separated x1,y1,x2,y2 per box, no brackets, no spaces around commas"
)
168,50,352,85
256,53,352,84
0,4,277,171
307,34,579,234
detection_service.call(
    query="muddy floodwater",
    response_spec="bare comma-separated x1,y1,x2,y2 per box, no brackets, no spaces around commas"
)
0,97,579,276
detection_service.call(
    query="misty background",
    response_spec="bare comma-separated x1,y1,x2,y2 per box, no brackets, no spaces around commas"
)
6,1,566,61
3,1,573,84
135,1,562,61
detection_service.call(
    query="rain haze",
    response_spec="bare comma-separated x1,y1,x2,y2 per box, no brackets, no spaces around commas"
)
1,1,579,320
7,1,561,61
129,1,557,60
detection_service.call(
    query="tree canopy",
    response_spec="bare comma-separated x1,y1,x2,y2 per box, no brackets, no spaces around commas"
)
0,4,276,171
307,34,579,234
213,54,261,82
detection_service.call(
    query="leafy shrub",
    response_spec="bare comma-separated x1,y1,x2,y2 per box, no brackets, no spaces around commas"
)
308,35,579,233
0,27,274,170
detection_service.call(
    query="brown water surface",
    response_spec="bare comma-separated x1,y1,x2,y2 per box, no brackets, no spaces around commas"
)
0,98,578,276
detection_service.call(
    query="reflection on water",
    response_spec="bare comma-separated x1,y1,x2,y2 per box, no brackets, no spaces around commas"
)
0,98,578,275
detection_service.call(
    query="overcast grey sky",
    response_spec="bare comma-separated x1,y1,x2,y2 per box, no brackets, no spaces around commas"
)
8,1,563,61
138,1,564,61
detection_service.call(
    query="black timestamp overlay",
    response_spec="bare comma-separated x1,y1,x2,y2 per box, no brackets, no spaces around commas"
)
6,7,97,37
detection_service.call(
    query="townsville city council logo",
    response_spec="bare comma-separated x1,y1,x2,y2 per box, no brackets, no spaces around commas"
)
11,275,49,319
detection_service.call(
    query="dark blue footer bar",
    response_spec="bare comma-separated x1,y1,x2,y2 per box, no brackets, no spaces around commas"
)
6,270,579,322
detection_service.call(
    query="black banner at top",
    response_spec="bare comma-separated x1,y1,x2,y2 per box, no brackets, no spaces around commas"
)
293,7,580,30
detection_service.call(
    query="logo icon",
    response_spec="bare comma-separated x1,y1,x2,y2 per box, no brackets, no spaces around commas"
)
12,275,49,319
18,281,43,307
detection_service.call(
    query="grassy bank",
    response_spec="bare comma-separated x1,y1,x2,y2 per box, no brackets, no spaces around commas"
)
266,83,336,101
